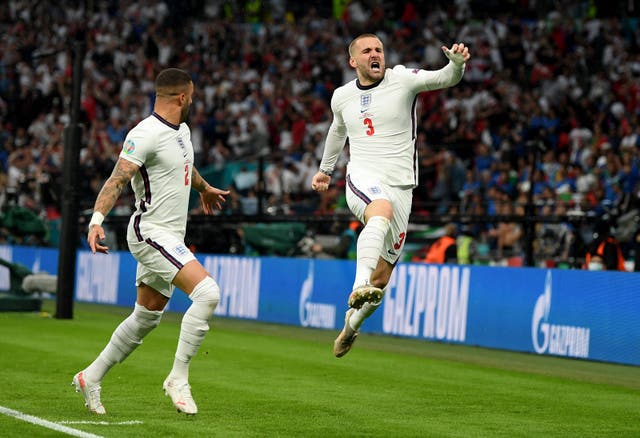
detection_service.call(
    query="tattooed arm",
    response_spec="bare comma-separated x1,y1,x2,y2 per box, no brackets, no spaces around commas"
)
191,167,211,193
87,157,139,254
192,166,230,215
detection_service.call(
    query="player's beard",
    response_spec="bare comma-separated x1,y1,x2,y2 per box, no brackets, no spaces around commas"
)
179,105,191,124
358,63,384,84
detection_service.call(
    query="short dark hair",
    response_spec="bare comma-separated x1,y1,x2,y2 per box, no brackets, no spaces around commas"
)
155,68,192,94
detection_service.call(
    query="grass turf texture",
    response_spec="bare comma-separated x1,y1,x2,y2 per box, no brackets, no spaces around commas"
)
0,300,638,437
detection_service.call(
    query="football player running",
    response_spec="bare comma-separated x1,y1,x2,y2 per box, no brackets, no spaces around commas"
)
73,68,229,415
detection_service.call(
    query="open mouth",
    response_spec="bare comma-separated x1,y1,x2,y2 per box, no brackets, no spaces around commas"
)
371,61,380,72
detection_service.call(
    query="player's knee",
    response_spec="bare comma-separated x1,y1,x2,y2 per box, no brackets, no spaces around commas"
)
366,215,391,232
133,303,163,330
190,276,220,313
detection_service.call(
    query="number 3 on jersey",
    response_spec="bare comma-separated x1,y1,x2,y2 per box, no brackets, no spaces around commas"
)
393,232,406,250
363,117,375,136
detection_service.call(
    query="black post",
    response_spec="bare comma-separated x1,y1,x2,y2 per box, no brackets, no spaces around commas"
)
257,154,265,217
523,140,544,267
56,39,85,319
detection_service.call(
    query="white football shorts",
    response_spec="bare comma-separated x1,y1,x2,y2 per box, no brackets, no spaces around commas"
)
345,171,413,264
127,229,196,298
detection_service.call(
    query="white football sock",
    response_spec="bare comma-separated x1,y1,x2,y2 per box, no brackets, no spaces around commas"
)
84,303,163,383
170,276,220,382
348,299,382,331
353,216,390,290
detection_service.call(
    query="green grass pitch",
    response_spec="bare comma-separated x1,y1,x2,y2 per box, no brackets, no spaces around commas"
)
0,300,638,437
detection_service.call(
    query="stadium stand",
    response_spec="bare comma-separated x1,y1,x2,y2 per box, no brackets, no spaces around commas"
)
0,0,639,268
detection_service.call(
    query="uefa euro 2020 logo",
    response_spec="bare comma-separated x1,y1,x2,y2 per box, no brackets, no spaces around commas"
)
123,139,135,154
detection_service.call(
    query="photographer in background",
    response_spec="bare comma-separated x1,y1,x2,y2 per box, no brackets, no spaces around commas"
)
585,217,626,271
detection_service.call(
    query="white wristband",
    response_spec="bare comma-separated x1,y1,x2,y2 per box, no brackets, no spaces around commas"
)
89,212,105,227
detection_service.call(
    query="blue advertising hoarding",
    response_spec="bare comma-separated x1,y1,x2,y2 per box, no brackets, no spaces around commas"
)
1,245,638,366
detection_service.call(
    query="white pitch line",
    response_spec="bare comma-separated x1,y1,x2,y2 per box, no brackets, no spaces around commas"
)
60,420,144,425
0,405,104,438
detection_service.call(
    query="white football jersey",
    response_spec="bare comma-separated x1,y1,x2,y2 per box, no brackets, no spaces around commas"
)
119,113,194,240
323,63,464,187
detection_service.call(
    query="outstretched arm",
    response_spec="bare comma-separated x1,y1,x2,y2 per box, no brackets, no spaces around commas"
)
87,157,139,254
441,43,470,66
420,42,471,91
192,167,230,215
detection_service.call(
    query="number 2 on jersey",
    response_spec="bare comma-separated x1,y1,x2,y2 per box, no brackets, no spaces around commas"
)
184,164,189,186
363,117,375,136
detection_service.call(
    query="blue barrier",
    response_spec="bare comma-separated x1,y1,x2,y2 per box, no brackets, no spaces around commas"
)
2,245,638,366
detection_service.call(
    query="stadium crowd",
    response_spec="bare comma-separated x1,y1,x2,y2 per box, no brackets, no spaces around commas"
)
0,0,639,267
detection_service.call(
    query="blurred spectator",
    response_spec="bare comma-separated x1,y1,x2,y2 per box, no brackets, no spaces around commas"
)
423,223,459,264
227,121,251,159
585,218,626,271
207,139,231,170
239,188,259,215
1,0,639,262
310,220,359,259
264,157,284,199
488,201,523,260
457,224,477,265
431,150,466,214
634,230,640,272
536,200,579,265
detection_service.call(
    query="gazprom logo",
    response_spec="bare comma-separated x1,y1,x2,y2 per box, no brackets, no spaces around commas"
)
531,271,590,358
382,264,469,341
299,261,336,329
